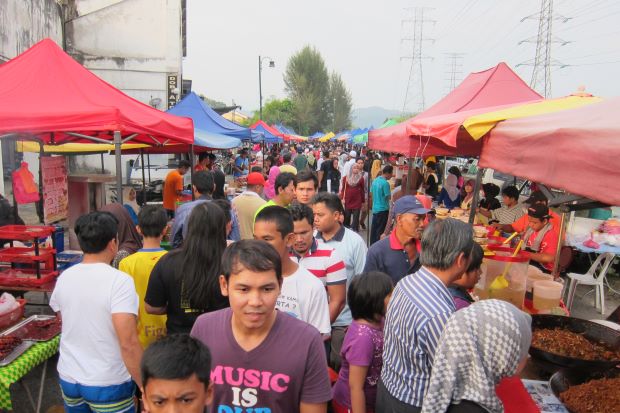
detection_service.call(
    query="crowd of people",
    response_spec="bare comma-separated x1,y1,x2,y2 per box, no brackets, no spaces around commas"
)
45,143,551,413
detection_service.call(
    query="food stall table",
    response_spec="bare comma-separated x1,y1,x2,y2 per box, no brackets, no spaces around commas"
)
0,335,60,412
571,242,620,255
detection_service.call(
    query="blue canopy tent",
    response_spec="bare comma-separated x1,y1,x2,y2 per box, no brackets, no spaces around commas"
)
309,131,325,140
250,121,284,144
168,92,254,141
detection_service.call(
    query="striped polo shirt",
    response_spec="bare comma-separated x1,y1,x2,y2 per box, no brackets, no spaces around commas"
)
291,239,347,286
490,203,526,225
381,266,456,407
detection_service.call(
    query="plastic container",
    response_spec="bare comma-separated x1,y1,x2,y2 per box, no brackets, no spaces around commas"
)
0,299,26,330
473,245,530,309
56,251,83,271
0,268,59,287
54,225,65,253
0,247,56,267
0,225,55,241
525,265,553,299
533,280,563,312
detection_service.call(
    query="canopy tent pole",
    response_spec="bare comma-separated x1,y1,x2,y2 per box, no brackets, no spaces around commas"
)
406,157,414,195
140,149,146,206
37,141,44,223
552,210,568,279
190,145,195,201
100,153,105,174
468,167,484,224
114,131,123,204
147,154,151,182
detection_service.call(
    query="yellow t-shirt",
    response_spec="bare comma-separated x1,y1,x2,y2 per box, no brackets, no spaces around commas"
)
119,249,168,348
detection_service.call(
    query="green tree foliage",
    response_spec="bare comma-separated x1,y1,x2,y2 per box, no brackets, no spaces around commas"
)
284,46,331,135
249,98,296,126
329,72,353,131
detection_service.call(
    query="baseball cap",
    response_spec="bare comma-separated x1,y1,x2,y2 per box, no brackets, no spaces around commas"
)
525,190,548,204
527,204,550,220
393,195,430,215
246,172,265,186
349,150,357,158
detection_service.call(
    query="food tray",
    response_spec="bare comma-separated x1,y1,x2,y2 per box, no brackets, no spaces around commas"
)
0,225,56,241
0,247,56,263
0,340,34,367
1,315,61,342
0,269,58,287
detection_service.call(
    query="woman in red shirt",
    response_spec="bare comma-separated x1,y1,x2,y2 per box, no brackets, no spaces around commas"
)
340,162,366,232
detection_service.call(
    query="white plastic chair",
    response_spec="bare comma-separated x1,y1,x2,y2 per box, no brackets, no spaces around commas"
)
565,252,616,314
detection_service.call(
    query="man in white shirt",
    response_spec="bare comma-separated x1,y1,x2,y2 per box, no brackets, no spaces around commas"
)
254,205,331,336
50,211,143,412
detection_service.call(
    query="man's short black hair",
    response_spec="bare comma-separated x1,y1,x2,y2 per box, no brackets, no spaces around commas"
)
75,211,118,253
282,152,292,163
383,165,394,175
138,205,168,238
290,203,314,226
193,171,214,195
251,166,263,173
221,239,282,283
198,152,208,162
275,172,296,194
255,206,294,239
348,271,393,322
240,149,248,155
311,192,344,215
322,150,330,158
208,153,217,161
466,243,484,273
296,170,318,189
212,199,232,223
502,185,520,201
179,160,191,169
141,334,211,388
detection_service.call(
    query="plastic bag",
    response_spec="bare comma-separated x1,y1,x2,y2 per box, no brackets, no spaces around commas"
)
0,293,18,315
12,162,40,204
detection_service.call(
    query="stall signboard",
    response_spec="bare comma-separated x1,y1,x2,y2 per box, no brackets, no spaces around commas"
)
41,156,68,224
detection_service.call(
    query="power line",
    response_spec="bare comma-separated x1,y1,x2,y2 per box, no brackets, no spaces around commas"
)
401,7,435,114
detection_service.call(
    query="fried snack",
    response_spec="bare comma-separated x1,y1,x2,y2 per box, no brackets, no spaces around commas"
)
0,337,23,360
560,377,620,413
532,328,620,361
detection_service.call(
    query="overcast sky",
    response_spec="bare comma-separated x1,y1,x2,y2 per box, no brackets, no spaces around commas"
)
183,0,620,119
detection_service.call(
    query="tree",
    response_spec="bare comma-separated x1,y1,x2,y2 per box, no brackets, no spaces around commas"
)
329,72,353,131
248,98,296,127
284,46,330,135
198,94,226,109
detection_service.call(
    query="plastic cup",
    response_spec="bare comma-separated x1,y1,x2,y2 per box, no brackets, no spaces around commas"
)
533,280,563,311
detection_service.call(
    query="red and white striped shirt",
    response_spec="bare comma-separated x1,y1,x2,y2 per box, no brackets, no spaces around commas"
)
291,239,347,286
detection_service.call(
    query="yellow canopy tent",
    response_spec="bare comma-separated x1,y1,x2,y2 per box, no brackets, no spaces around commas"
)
17,141,148,153
318,132,335,142
462,93,601,140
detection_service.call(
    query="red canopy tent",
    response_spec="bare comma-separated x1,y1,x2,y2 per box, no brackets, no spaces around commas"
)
369,62,543,156
250,120,290,142
479,97,620,206
0,38,194,201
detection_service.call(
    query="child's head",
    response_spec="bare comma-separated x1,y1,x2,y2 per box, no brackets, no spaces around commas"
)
75,211,118,256
137,205,168,239
454,243,484,289
220,240,282,331
254,206,294,259
141,334,212,413
348,271,394,323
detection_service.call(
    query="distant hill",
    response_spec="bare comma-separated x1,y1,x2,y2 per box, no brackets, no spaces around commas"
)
351,106,402,129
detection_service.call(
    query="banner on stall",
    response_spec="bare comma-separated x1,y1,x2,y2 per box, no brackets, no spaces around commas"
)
41,156,68,224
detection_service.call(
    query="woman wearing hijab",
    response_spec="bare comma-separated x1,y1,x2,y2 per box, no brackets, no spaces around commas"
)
460,179,476,211
438,174,461,209
421,300,532,413
99,203,143,268
340,162,365,232
122,187,140,225
264,166,280,200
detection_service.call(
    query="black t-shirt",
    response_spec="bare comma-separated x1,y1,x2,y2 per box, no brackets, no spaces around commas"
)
328,168,341,193
319,161,333,191
145,251,229,334
426,174,439,197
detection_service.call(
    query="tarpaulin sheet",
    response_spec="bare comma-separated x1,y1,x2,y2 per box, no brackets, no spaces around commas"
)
479,97,620,205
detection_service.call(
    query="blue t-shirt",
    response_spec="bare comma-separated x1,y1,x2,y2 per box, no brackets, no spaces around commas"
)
233,156,248,178
371,176,390,213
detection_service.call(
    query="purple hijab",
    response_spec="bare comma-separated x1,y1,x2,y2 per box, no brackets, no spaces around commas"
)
264,166,280,199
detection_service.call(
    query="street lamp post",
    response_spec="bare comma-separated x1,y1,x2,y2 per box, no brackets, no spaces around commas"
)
258,55,275,120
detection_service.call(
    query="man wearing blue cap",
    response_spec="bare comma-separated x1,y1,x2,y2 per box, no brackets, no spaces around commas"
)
364,195,430,284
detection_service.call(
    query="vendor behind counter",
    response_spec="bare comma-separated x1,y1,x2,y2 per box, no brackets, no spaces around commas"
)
523,204,559,274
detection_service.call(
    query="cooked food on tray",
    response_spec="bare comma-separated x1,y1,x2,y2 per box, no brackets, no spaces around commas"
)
532,328,620,361
560,377,620,413
0,336,23,360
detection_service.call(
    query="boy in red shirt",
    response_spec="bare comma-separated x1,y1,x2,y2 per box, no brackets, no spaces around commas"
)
523,204,559,274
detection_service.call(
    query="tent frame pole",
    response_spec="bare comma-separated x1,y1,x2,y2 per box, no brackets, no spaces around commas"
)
114,131,123,204
140,149,146,206
468,166,484,224
190,145,195,201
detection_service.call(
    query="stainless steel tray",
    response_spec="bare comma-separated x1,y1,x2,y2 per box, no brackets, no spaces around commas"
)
0,315,59,341
0,340,34,366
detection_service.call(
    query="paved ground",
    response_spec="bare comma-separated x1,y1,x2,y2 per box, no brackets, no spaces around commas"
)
4,202,620,411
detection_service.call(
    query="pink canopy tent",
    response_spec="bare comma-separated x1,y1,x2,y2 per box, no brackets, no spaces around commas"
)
0,38,194,202
479,97,620,206
369,62,543,156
